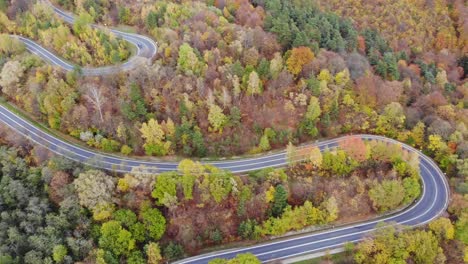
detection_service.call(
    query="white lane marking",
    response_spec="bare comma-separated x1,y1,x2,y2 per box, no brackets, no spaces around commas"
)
252,162,438,259
0,104,344,169
0,105,450,263
20,34,145,75
0,103,450,193
0,106,331,175
266,162,448,263
174,155,448,263
7,4,451,261
0,100,450,216
13,1,158,76
0,109,136,172
16,36,75,69
264,239,362,263
0,106,337,172
0,105,173,166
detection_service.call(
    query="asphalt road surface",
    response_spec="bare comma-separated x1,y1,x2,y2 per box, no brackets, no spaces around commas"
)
11,0,157,76
0,2,450,263
174,151,449,263
0,102,450,263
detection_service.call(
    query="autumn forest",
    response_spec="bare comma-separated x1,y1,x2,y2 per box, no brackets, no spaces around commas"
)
0,0,466,263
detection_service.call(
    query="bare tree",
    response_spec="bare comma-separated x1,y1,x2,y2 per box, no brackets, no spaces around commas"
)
221,86,231,108
85,85,106,123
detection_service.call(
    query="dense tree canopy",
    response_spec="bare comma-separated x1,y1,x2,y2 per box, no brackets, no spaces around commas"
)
354,225,447,264
0,146,93,264
263,0,358,52
0,0,466,262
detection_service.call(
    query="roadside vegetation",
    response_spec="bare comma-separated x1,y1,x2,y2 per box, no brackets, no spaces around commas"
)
0,0,467,263
0,1,131,66
303,221,465,264
0,135,425,263
0,0,464,164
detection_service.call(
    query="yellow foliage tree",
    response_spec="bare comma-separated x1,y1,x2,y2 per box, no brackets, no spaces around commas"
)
140,119,165,146
265,185,275,203
309,146,323,167
208,104,227,133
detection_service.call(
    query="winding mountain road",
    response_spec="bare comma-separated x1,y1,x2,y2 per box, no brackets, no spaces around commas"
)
0,2,450,264
175,148,449,263
0,103,450,263
11,0,157,76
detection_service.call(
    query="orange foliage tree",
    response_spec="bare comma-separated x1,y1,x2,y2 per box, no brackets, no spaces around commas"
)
339,137,369,162
286,47,315,76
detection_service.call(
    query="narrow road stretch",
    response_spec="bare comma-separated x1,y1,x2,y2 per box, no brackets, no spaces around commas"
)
0,2,450,264
11,0,157,76
175,152,449,263
0,102,450,263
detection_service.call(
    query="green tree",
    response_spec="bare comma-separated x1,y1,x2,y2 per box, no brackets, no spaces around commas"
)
382,52,400,80
369,180,405,212
121,84,148,121
303,96,321,137
210,229,223,244
208,104,227,133
322,150,357,176
99,221,135,257
140,208,166,240
0,0,7,12
192,127,207,157
258,134,271,152
178,159,204,200
209,174,233,203
163,242,184,261
455,213,468,244
113,209,137,228
118,6,131,24
0,255,13,264
73,11,93,35
238,219,258,240
130,222,146,243
151,173,177,206
100,138,121,152
402,177,421,204
177,43,204,76
127,250,145,264
52,245,67,263
272,184,288,217
264,1,357,51
146,11,159,29
229,253,261,263
229,106,242,126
